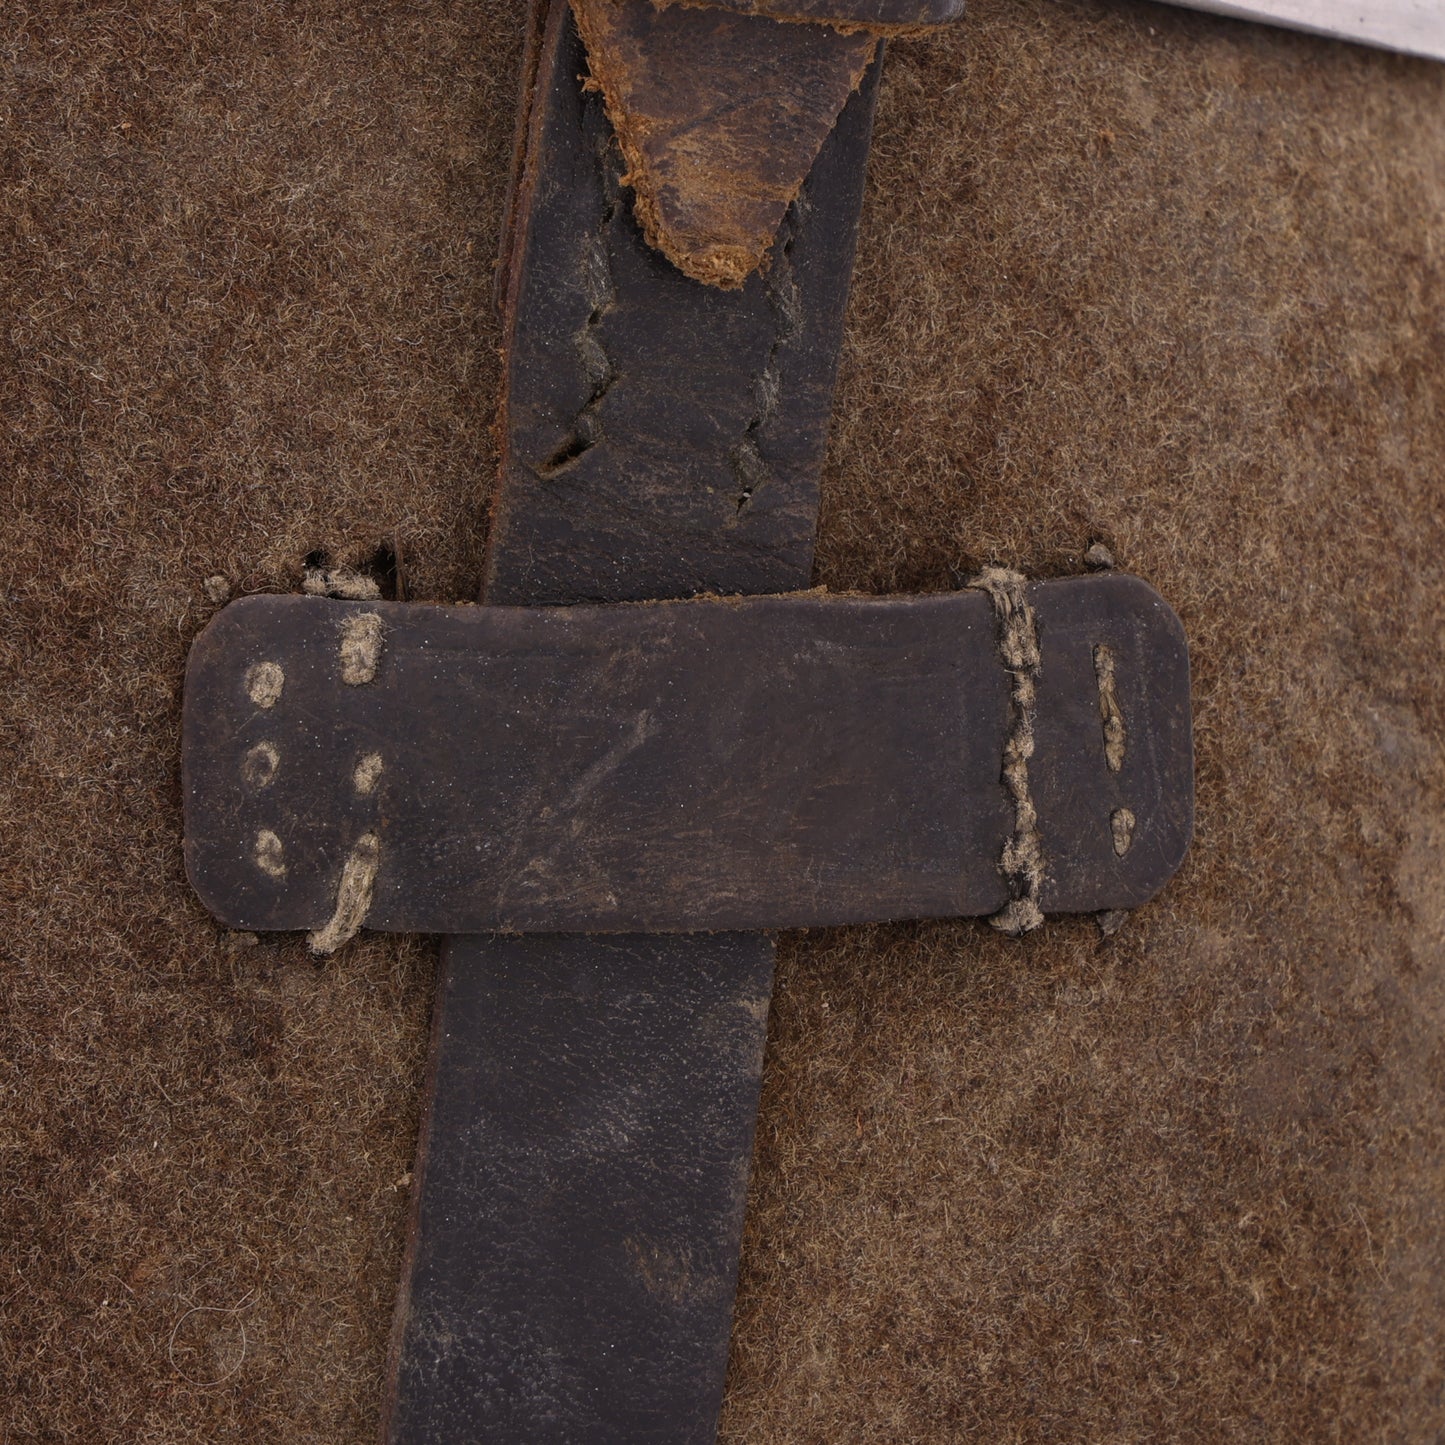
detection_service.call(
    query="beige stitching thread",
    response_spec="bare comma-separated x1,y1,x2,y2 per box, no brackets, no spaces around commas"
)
1111,807,1136,857
1093,644,1127,773
308,833,381,956
253,829,286,878
303,564,381,600
242,741,280,788
245,661,285,708
353,752,384,795
968,567,1044,936
339,612,384,685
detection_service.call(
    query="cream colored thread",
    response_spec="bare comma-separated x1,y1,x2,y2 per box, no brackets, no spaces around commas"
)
242,741,280,788
353,752,384,795
1093,644,1127,773
254,829,286,878
303,565,381,600
339,612,384,685
308,833,380,955
246,661,285,708
968,567,1044,936
1111,807,1136,857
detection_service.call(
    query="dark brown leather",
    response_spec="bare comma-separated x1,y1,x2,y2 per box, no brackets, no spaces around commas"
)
571,0,878,286
487,3,883,605
183,578,1193,934
379,6,885,1441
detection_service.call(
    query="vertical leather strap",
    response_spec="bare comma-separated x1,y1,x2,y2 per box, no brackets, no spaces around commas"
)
382,4,882,1438
385,935,775,1444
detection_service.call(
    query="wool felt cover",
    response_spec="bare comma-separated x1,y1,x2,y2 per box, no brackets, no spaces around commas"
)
2,0,1443,1439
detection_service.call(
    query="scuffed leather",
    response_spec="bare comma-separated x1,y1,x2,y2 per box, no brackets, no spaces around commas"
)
572,0,878,286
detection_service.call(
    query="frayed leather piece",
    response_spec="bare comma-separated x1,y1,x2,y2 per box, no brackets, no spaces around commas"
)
571,0,877,287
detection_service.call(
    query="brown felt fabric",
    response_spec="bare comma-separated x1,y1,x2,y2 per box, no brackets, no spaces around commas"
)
3,0,1443,1439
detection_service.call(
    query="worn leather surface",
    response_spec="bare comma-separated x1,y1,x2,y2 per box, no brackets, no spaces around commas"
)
571,0,878,286
382,933,775,1445
381,3,883,1439
183,579,1193,934
487,6,882,604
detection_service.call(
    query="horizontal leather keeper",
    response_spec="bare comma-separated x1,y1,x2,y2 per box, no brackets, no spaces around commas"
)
182,574,1192,936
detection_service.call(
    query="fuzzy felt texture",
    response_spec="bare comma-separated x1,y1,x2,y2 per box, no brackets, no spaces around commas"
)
2,0,1443,1440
